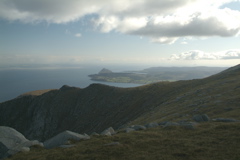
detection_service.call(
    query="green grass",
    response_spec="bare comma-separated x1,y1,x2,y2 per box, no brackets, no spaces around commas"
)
7,122,240,160
129,68,240,125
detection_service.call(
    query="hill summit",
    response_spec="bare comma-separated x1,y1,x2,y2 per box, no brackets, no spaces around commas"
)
98,68,112,74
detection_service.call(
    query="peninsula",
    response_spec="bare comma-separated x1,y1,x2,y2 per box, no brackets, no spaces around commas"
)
89,67,226,84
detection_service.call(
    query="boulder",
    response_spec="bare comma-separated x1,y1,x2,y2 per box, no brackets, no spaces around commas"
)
124,128,135,133
0,126,43,159
145,122,159,129
212,118,239,122
163,122,179,128
90,132,99,136
178,122,197,130
100,127,116,136
129,125,146,131
43,130,90,149
163,121,197,129
59,145,76,148
193,114,210,122
0,142,8,159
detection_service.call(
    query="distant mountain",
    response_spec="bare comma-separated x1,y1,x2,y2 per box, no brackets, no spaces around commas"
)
98,68,113,74
0,64,239,142
89,66,227,84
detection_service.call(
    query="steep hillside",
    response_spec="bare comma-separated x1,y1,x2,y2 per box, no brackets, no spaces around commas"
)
131,64,240,125
0,64,239,142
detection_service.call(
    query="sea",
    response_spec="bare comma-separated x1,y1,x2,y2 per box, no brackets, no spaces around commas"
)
0,65,145,103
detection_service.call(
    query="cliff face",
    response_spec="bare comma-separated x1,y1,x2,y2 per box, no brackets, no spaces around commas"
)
0,64,240,142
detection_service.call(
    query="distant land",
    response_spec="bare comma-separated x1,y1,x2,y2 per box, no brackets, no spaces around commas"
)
89,66,227,84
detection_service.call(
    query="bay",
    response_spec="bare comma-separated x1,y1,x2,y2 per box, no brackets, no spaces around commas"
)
0,66,143,103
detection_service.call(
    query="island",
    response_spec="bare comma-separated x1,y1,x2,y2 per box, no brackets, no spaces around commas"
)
89,67,226,84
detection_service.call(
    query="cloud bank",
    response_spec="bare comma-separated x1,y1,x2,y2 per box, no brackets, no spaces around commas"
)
171,50,240,60
75,33,82,38
0,0,240,44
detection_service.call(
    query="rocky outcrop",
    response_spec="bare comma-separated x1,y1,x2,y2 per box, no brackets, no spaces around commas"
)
122,125,146,133
0,126,43,159
193,114,210,122
0,142,8,160
100,127,116,136
145,122,159,129
124,128,136,133
129,125,146,131
212,118,240,122
43,130,90,149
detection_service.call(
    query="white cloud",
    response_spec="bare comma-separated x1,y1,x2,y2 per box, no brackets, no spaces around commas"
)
181,41,188,45
171,50,240,60
0,0,240,44
75,33,82,37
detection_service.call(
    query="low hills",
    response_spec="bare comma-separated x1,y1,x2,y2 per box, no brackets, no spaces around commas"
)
0,64,239,143
89,66,226,84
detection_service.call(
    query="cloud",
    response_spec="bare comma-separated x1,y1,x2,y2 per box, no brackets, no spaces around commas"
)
171,50,240,60
181,41,188,45
221,50,240,59
0,0,240,43
75,33,82,37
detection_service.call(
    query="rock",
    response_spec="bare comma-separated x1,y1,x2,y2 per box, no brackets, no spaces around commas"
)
145,122,159,129
129,125,146,131
212,118,239,122
163,121,197,129
43,130,90,149
0,142,8,159
124,128,135,133
90,132,99,136
100,127,116,136
178,122,197,130
0,126,43,159
163,122,179,128
193,114,210,122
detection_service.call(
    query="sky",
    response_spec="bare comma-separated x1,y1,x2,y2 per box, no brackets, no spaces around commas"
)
0,0,240,68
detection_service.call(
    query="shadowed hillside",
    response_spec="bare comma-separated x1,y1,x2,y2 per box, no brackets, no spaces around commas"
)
0,64,239,142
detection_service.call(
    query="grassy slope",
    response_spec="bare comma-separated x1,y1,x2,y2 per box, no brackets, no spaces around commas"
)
4,65,240,159
130,65,240,125
7,122,240,160
19,89,57,97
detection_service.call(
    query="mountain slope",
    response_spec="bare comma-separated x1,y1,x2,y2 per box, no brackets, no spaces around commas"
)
0,64,239,142
131,64,240,125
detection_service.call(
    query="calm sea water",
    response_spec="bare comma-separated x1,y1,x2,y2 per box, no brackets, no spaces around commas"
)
0,66,143,103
